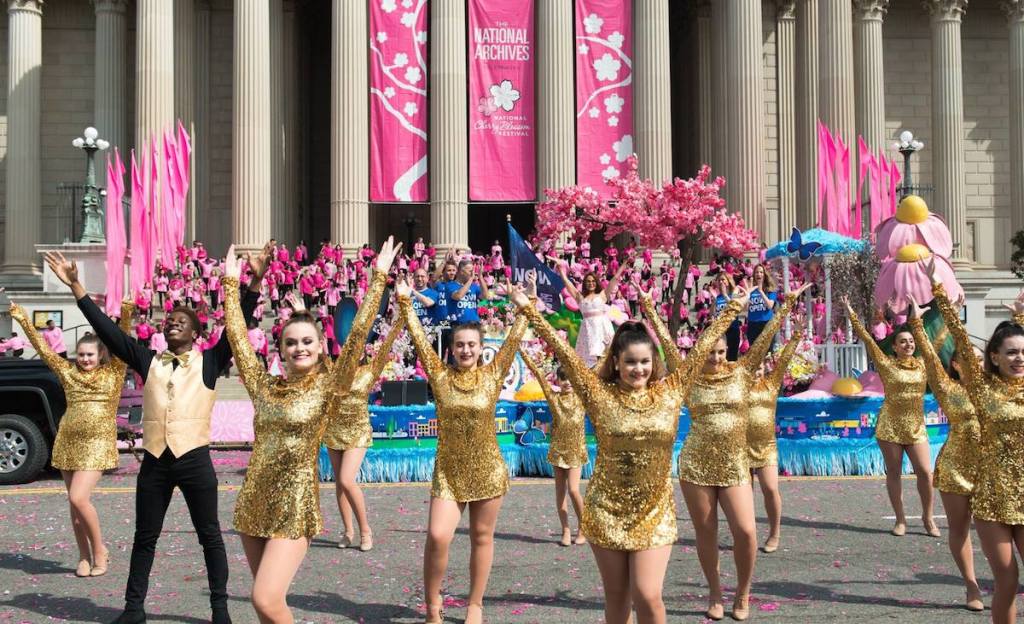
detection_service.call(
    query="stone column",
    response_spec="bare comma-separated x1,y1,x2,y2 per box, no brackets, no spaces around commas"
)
135,0,174,149
1005,0,1024,236
232,0,272,249
777,1,797,235
711,1,730,181
854,0,889,236
270,0,286,242
193,0,211,244
818,0,856,199
2,0,43,277
173,0,193,129
795,0,819,229
635,0,672,183
926,0,969,266
331,0,369,252
430,0,468,250
93,0,128,155
283,0,300,244
696,1,713,166
725,0,766,236
536,0,575,193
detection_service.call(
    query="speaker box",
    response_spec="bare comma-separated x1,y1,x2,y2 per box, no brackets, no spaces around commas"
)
381,380,429,406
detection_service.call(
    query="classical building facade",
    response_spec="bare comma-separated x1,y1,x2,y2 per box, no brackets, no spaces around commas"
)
0,0,1022,285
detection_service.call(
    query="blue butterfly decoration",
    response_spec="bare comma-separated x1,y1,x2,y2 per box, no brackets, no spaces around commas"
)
786,227,823,261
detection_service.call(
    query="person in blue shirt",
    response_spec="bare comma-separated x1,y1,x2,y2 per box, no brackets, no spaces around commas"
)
714,272,743,361
432,257,459,325
745,264,779,351
451,259,492,324
410,268,437,326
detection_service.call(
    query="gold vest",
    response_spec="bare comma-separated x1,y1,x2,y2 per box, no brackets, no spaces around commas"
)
142,350,217,457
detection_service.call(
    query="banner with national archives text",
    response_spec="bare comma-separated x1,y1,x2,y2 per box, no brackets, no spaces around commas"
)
369,0,429,202
468,0,536,201
575,0,633,198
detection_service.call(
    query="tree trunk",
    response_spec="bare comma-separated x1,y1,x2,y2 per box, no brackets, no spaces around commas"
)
668,237,699,338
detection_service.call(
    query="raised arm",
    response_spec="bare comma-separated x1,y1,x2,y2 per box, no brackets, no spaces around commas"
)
520,349,557,402
639,290,683,372
336,269,387,373
767,331,803,390
488,309,529,380
844,298,890,371
930,282,982,391
742,292,798,376
907,312,960,411
9,303,72,376
221,276,269,395
605,259,629,300
397,287,444,378
558,263,583,302
512,297,602,404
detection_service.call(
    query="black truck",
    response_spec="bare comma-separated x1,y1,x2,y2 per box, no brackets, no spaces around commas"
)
0,357,66,485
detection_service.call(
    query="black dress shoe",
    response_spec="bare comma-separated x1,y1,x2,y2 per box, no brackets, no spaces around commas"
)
211,607,232,624
110,610,146,624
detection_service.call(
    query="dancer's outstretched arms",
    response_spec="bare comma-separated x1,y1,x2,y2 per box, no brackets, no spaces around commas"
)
365,313,406,384
767,331,803,391
843,296,891,374
9,300,71,377
741,289,803,377
222,249,271,396
663,293,746,400
520,349,556,403
922,259,981,391
907,297,965,426
639,290,683,373
489,271,537,379
206,244,267,377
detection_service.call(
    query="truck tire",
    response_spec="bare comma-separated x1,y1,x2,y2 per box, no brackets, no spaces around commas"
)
0,413,50,485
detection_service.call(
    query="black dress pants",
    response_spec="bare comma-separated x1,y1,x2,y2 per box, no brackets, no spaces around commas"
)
123,446,228,614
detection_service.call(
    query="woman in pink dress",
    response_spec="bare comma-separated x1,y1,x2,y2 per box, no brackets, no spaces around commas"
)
559,259,629,368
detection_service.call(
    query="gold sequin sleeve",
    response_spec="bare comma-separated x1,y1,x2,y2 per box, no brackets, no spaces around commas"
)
520,349,556,401
335,269,388,390
399,294,444,378
487,307,529,383
1013,310,1024,327
909,317,957,417
110,300,135,377
10,303,72,378
662,299,743,399
848,304,892,374
640,291,682,372
768,330,803,390
741,293,797,376
518,303,607,419
223,276,271,396
932,284,982,390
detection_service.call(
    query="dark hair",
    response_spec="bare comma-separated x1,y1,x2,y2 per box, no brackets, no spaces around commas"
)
985,321,1024,375
581,272,602,296
948,344,983,382
168,306,202,333
76,333,111,365
596,321,666,384
449,322,484,346
555,365,568,382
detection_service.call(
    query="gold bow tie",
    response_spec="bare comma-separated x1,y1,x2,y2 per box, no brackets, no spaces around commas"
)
160,351,193,368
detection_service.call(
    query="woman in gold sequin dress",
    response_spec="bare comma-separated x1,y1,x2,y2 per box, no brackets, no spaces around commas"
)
7,291,132,579
926,257,1024,624
222,238,401,624
521,351,588,547
907,294,985,612
396,273,534,624
511,283,746,624
323,303,405,553
660,286,799,621
843,296,939,538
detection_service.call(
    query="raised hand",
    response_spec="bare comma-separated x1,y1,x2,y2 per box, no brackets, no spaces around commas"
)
285,291,305,312
375,236,403,272
1003,289,1024,316
247,242,273,281
509,283,531,309
224,245,242,279
907,294,930,319
732,285,752,309
919,257,939,285
394,276,413,298
791,282,813,298
44,251,79,287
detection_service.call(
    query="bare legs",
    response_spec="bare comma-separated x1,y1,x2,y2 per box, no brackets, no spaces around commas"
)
975,520,1024,624
752,465,782,552
239,533,310,624
328,448,371,547
553,466,585,545
681,481,758,620
591,544,672,624
940,491,983,610
423,496,504,624
61,470,106,576
878,440,935,535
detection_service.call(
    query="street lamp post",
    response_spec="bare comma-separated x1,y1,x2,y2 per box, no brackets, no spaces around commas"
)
892,129,924,200
71,126,110,244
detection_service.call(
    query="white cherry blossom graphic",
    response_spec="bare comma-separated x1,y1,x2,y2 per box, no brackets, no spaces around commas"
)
584,13,604,34
403,102,419,117
401,0,413,7
588,107,600,119
376,31,388,43
593,53,621,82
578,43,590,55
400,11,416,27
604,93,624,114
602,166,621,180
478,96,498,117
608,116,619,127
393,52,409,67
489,80,520,112
384,86,396,98
599,153,611,165
607,31,624,49
613,134,633,162
404,66,422,84
381,0,397,13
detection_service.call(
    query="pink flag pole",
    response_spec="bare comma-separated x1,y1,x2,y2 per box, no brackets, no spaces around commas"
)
129,149,147,297
104,152,125,315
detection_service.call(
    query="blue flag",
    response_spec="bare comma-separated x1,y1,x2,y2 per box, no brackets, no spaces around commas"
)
507,223,564,310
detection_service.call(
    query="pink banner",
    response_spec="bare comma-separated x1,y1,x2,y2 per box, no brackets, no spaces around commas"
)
129,150,148,296
369,0,428,202
104,150,127,316
575,0,633,198
468,0,535,201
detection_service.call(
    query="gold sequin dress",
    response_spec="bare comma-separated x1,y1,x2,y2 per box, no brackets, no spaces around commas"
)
11,301,133,471
849,307,928,445
521,353,588,469
400,294,529,502
748,332,803,469
908,316,979,497
520,299,741,551
934,283,1024,523
323,316,405,451
673,294,797,486
226,270,387,539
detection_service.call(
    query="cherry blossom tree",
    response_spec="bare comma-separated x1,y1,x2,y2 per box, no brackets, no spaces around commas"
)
535,155,759,336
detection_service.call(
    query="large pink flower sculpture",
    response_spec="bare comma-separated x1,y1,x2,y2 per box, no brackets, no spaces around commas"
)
875,195,953,259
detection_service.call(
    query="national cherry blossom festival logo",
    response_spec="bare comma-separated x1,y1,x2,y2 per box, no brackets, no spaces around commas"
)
478,80,521,117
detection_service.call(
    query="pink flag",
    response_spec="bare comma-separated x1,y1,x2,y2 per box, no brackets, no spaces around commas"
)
104,150,127,315
857,136,870,236
867,150,884,234
162,131,183,259
887,157,902,220
175,121,192,247
817,121,829,227
129,150,148,296
146,142,161,276
836,136,852,237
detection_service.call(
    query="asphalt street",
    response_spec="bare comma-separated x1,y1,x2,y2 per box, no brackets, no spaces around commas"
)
0,452,1002,623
